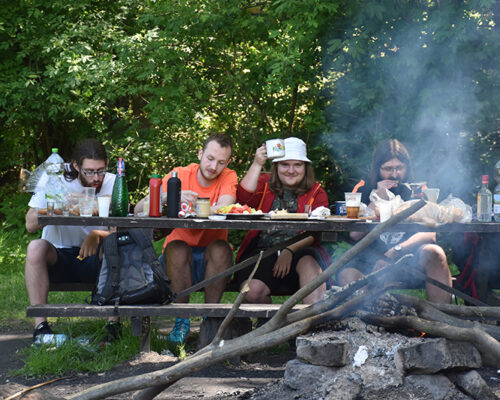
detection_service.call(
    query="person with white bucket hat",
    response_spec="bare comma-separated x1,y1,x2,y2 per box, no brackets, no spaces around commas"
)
234,137,329,304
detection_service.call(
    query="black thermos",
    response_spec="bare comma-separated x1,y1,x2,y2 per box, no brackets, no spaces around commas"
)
166,171,181,218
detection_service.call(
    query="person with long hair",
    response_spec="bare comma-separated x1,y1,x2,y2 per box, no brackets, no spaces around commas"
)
235,137,329,304
337,139,452,303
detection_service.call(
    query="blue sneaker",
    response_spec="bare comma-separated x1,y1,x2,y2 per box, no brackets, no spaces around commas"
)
168,317,190,344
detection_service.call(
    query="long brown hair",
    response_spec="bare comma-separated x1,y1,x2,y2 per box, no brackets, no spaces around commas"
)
269,162,316,197
368,139,413,190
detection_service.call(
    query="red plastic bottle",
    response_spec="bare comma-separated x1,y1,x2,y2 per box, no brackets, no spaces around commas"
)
149,174,162,217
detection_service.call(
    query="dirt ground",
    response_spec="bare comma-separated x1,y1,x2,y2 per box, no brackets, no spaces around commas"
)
0,321,295,400
2,321,500,400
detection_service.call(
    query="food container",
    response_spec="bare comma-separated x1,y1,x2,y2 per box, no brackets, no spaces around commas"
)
196,197,211,218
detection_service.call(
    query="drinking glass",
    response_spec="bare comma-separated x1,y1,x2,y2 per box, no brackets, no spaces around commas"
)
344,192,362,219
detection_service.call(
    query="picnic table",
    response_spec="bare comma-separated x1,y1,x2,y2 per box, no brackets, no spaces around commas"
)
29,214,500,351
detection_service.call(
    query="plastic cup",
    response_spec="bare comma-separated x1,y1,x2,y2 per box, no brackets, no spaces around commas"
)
46,201,55,216
98,196,111,217
79,187,96,217
265,139,285,159
345,192,362,219
305,204,312,217
378,202,392,222
61,201,70,216
423,188,440,203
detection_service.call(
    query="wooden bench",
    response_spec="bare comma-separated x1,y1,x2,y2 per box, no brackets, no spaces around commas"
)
28,282,302,352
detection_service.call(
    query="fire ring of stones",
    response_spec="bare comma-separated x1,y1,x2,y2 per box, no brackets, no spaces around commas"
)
255,317,498,400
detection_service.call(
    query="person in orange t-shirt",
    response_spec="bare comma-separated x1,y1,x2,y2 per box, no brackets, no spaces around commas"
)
135,133,237,343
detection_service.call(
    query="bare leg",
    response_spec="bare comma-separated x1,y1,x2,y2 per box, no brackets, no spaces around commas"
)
165,240,192,303
419,244,452,303
25,239,58,327
204,240,233,303
337,267,364,287
241,279,271,304
296,255,326,304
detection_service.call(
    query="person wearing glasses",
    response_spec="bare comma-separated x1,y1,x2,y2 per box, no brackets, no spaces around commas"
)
234,137,329,305
337,139,452,303
25,139,117,341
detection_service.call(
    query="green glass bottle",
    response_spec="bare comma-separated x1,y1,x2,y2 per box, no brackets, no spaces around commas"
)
111,157,129,217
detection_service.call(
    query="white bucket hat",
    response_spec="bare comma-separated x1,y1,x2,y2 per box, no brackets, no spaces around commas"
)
272,137,311,163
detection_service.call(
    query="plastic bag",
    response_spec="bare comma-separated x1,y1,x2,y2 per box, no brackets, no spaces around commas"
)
368,188,405,217
394,195,472,226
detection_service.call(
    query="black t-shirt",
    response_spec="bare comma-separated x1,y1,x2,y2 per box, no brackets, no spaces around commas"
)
359,181,412,205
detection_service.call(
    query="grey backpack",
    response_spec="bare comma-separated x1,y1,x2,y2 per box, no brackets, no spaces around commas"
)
91,229,174,306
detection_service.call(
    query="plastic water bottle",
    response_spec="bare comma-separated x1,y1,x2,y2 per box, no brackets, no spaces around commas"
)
33,334,68,347
166,171,181,218
44,148,67,204
149,174,162,217
477,174,492,222
111,158,129,217
494,160,500,222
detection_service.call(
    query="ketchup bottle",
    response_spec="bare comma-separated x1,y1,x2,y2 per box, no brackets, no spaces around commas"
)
149,174,162,217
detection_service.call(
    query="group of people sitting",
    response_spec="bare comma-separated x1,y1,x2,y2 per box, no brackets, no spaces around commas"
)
25,135,453,344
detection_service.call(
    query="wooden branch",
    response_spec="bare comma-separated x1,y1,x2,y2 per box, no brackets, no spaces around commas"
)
430,302,500,321
72,286,385,400
359,311,500,368
5,377,66,400
212,251,263,344
393,293,500,340
266,199,426,330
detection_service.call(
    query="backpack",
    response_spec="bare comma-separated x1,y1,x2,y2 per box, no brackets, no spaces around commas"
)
91,229,174,306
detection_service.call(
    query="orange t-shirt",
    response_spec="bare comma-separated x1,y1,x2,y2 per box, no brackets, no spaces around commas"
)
162,163,237,249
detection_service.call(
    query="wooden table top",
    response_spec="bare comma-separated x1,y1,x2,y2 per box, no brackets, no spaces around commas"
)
37,215,500,233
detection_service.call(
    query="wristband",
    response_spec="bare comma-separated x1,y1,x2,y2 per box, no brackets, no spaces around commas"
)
283,247,294,256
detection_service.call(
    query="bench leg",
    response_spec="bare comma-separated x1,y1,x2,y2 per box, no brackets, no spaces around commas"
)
131,316,151,353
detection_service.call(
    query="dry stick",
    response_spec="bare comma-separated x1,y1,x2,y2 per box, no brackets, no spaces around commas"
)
430,302,500,321
70,201,426,400
5,377,66,400
393,293,500,340
359,311,500,368
250,199,427,337
132,252,266,400
212,251,263,344
285,258,408,325
73,285,387,400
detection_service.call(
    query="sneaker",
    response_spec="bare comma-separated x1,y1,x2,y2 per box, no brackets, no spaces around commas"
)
168,317,190,344
102,321,122,344
33,321,53,341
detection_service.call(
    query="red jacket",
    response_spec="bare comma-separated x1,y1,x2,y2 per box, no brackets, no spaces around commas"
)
236,173,329,262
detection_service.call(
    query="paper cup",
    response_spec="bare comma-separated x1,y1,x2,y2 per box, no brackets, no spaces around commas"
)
265,139,285,159
98,196,111,217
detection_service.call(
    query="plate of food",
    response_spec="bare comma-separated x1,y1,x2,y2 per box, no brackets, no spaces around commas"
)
215,203,266,219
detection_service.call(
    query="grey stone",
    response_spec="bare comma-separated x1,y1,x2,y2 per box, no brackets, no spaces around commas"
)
448,370,498,400
284,359,337,390
296,336,350,367
395,338,482,374
323,372,362,400
405,374,471,400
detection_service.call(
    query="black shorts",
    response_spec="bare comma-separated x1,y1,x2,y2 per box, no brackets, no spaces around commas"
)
49,247,100,283
235,246,326,294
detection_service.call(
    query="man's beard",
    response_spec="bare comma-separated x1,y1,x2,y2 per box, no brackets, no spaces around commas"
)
79,174,103,194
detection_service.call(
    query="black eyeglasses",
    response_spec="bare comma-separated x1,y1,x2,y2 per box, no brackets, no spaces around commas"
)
81,168,107,177
380,165,406,173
